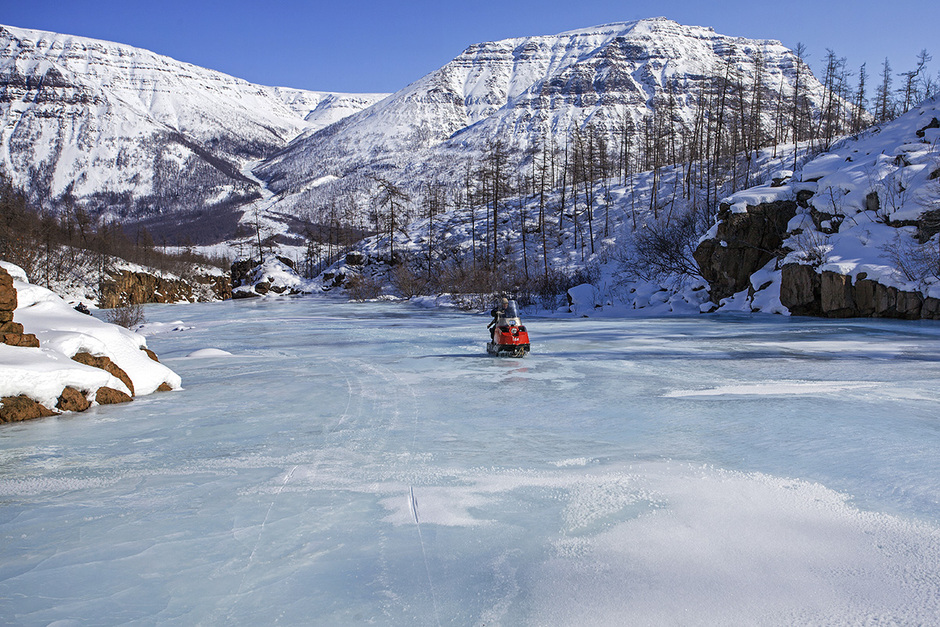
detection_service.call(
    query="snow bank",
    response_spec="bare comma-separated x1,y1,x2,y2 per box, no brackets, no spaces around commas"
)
1,262,181,416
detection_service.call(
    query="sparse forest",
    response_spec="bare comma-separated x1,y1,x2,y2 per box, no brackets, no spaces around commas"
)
0,174,229,296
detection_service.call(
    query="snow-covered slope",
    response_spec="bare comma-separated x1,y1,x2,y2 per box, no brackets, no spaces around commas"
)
0,24,385,233
256,18,833,207
704,96,940,316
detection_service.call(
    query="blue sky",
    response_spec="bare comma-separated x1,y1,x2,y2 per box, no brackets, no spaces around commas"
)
4,0,938,94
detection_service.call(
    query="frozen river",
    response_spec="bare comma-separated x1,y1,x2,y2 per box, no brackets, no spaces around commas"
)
2,297,940,625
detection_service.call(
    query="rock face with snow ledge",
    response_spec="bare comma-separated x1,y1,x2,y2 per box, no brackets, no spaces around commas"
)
696,97,940,319
0,24,385,238
0,261,181,423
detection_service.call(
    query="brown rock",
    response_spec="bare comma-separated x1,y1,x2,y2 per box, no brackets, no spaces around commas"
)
0,268,40,348
98,270,195,308
1,395,56,423
0,267,17,312
820,271,855,317
0,332,40,347
156,382,174,392
0,320,24,334
694,200,797,302
56,387,91,412
780,264,821,316
141,347,160,362
72,352,135,396
96,387,132,405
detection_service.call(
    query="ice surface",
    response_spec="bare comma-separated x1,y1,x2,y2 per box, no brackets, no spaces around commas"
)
2,298,940,625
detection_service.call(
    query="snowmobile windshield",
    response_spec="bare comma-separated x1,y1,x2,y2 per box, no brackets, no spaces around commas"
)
504,300,520,319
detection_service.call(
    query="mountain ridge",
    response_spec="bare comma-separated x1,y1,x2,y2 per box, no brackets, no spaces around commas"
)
254,17,832,219
3,18,843,251
0,23,386,238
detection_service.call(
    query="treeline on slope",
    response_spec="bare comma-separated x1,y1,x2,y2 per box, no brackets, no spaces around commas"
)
23,129,264,244
0,174,229,292
291,46,938,304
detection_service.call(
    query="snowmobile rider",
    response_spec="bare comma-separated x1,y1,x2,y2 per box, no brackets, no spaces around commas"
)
488,298,510,339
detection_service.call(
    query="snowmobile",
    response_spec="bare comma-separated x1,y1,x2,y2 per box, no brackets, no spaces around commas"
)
486,299,530,357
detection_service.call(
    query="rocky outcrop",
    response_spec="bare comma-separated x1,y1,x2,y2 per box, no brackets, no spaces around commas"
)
202,273,232,301
56,387,91,412
0,266,39,348
1,264,175,423
99,269,230,308
95,387,133,405
779,264,822,316
780,264,940,320
694,200,798,302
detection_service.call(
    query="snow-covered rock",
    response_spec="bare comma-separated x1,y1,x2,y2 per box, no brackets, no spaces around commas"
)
0,261,181,422
230,256,319,298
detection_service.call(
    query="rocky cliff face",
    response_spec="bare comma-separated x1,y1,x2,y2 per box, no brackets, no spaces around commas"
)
98,268,231,308
694,200,797,303
780,264,940,320
695,97,940,319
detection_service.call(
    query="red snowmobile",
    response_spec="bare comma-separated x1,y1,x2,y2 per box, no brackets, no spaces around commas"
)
486,299,530,357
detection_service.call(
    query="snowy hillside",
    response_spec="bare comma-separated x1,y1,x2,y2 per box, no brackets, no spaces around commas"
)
0,24,385,235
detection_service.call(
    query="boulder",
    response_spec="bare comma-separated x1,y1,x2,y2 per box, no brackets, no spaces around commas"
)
1,395,56,423
96,387,132,405
57,387,91,412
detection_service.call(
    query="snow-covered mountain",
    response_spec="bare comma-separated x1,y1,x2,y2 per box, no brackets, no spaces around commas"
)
0,24,385,239
2,18,847,251
256,18,833,211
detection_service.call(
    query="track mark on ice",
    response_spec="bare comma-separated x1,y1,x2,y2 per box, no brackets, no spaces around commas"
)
225,357,361,621
410,485,441,627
